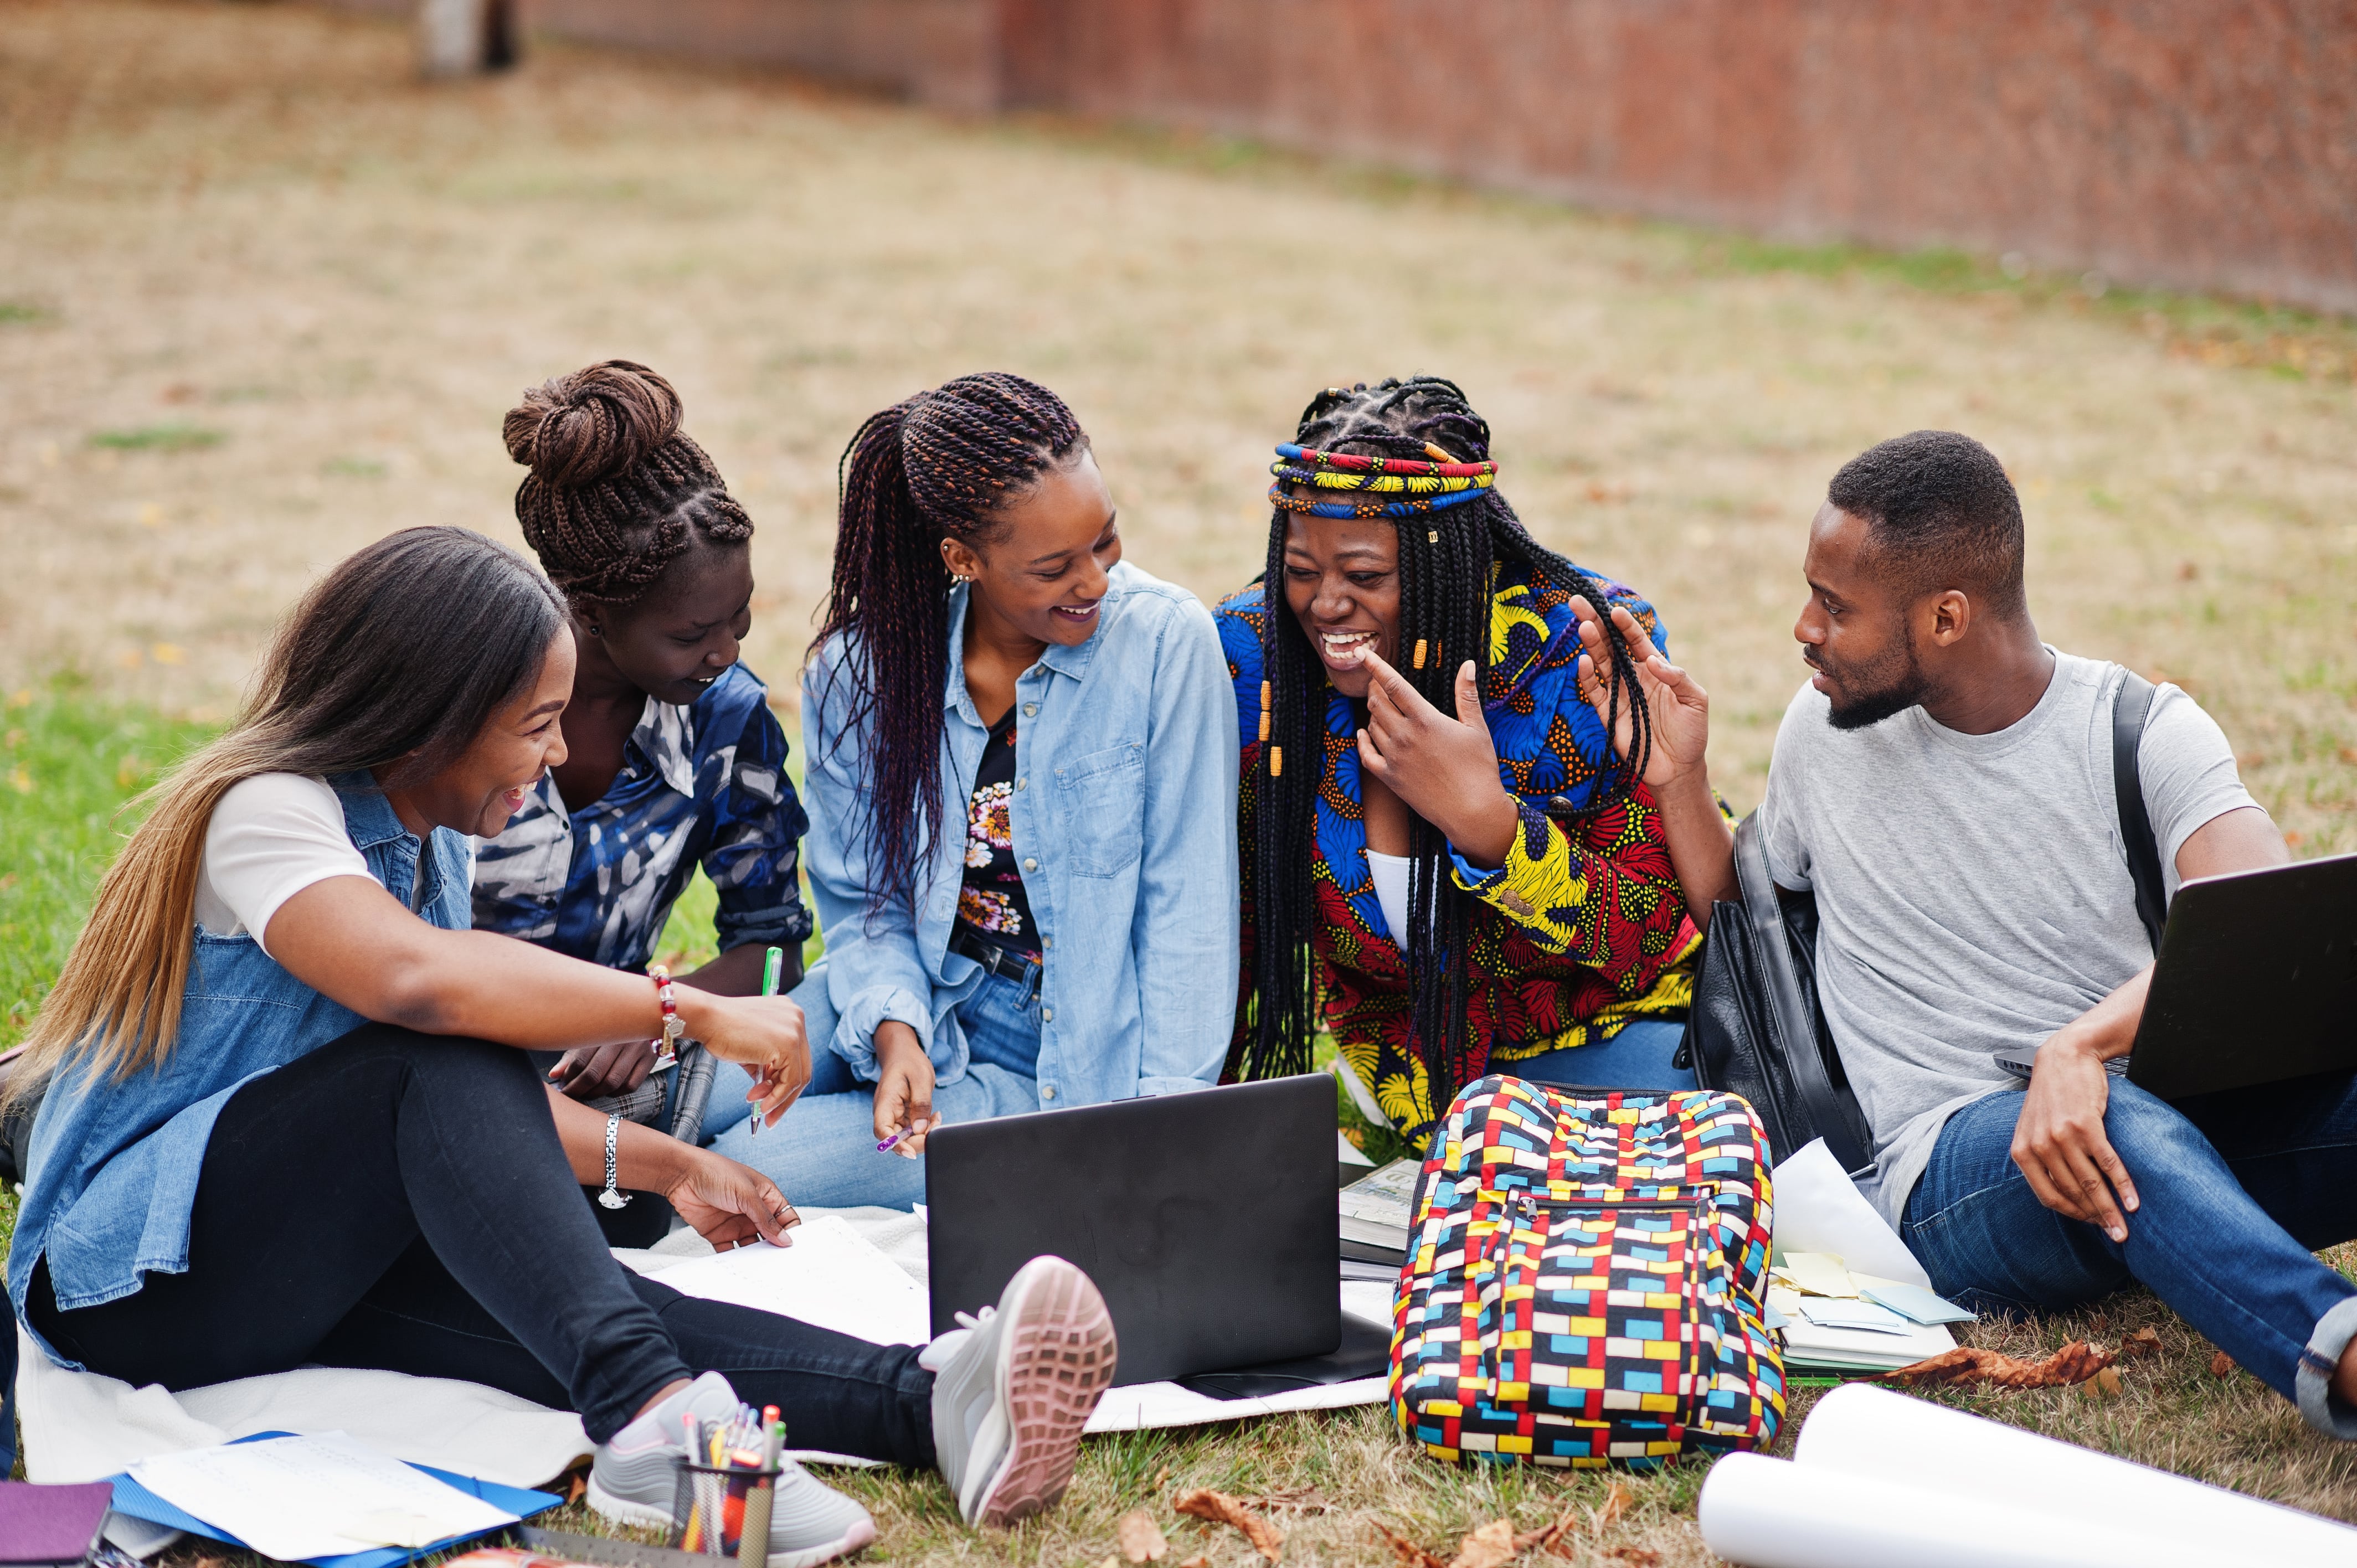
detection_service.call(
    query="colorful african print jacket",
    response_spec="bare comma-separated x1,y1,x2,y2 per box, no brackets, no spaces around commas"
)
1216,558,1702,1148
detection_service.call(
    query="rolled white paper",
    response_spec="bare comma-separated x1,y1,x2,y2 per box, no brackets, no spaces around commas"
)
1797,1384,2357,1564
1697,1451,2191,1568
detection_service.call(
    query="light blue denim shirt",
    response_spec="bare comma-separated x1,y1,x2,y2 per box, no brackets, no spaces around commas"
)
800,560,1239,1106
9,773,472,1364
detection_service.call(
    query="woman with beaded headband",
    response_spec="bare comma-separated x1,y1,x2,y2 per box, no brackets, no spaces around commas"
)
1217,376,1702,1150
729,372,1238,1213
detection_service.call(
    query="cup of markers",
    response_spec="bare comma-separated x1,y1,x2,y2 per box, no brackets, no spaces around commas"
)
670,1405,788,1564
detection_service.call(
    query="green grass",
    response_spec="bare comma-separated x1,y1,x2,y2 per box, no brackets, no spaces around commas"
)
85,422,226,452
0,682,217,1049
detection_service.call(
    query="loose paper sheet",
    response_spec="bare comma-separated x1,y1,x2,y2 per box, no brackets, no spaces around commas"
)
1769,1139,1933,1289
1772,1251,1857,1298
126,1431,516,1561
1856,1278,1977,1325
653,1214,930,1346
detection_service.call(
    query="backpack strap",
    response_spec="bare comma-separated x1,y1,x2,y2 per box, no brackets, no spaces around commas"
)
1734,813,1877,1178
2111,670,2169,952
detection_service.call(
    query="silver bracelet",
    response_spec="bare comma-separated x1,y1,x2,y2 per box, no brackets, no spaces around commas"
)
599,1111,630,1209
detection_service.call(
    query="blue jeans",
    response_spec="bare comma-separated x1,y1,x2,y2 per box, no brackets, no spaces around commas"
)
706,966,1046,1210
1901,1074,2357,1438
1505,1018,1697,1093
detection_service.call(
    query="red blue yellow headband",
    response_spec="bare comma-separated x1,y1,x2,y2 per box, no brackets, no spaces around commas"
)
1268,442,1497,519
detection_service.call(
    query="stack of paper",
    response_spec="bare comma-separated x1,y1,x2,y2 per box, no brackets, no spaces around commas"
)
1337,1158,1420,1266
1768,1249,1971,1374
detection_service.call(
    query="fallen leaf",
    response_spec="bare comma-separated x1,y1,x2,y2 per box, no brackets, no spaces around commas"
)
1245,1487,1334,1514
1154,1466,1172,1490
565,1472,585,1505
2211,1350,2237,1378
1177,1489,1284,1563
2078,1366,2124,1400
1119,1508,1170,1563
1445,1518,1516,1568
2123,1328,2162,1360
1177,1559,1208,1568
1605,1550,1661,1567
1591,1479,1632,1536
1882,1340,2114,1389
1512,1509,1581,1556
1373,1521,1448,1568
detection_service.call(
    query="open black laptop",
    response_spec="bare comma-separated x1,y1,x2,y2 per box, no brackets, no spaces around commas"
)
1992,852,2357,1099
925,1073,1390,1391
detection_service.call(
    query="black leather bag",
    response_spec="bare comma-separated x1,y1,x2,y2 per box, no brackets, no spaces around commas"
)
1682,672,2170,1176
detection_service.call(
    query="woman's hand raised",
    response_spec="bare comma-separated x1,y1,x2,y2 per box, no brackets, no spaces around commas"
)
1569,595,1711,789
1354,649,1520,871
677,990,811,1131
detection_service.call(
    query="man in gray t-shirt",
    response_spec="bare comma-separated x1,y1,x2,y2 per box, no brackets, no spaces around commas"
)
1571,430,2357,1441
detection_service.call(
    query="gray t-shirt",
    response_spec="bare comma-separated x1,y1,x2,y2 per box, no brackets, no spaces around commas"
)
1756,651,2258,1228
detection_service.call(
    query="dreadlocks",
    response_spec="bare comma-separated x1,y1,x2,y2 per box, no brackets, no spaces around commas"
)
1234,375,1655,1109
809,373,1087,916
503,359,753,607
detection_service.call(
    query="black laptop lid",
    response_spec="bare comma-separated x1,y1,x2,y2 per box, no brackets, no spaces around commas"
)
2126,852,2357,1102
924,1074,1340,1386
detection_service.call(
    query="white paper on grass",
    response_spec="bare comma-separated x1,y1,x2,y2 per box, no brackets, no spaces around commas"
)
1769,1137,1932,1289
1699,1451,2196,1568
127,1431,516,1561
653,1214,931,1346
1797,1384,2357,1564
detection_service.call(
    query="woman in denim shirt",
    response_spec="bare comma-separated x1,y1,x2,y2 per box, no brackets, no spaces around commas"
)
706,374,1238,1208
4,528,1120,1542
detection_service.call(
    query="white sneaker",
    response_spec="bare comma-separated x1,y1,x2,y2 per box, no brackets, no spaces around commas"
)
588,1371,877,1568
924,1256,1118,1526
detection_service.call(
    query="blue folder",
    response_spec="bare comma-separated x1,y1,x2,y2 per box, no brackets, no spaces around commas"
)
103,1431,562,1568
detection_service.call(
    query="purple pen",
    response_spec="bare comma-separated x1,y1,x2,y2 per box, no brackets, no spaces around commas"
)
875,1129,903,1153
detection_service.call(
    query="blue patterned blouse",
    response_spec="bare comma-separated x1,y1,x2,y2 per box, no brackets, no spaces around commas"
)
471,663,814,971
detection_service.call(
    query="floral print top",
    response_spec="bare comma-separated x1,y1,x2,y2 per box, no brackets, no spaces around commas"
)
956,706,1040,961
1216,556,1702,1148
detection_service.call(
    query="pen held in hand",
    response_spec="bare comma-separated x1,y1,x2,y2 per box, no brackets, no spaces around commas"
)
750,945,784,1139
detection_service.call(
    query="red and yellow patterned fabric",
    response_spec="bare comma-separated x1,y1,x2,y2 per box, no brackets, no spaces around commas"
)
1216,556,1701,1146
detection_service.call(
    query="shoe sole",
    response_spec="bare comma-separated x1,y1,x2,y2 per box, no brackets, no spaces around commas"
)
588,1478,878,1568
971,1257,1119,1528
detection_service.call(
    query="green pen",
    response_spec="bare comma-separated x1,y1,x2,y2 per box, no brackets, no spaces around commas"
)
753,945,784,1138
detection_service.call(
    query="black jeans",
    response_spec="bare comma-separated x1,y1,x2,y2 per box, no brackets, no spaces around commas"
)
25,1023,936,1458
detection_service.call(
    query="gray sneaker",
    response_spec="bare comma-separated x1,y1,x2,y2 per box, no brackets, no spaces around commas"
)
588,1371,877,1568
927,1255,1118,1526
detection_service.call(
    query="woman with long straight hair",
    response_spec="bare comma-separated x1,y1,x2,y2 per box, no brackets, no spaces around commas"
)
1220,378,1703,1151
5,528,1118,1545
716,373,1238,1209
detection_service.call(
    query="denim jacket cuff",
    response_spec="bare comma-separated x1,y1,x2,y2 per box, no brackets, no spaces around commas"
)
830,986,939,1085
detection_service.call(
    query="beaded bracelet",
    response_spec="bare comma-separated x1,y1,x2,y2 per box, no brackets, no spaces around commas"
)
649,964,683,1071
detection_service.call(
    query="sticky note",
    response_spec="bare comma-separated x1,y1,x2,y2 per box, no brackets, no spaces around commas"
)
1856,1278,1977,1325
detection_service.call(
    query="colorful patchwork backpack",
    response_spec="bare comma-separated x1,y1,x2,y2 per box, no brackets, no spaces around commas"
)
1391,1076,1785,1467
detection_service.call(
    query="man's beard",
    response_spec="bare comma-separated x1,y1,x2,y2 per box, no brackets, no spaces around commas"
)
1814,641,1929,731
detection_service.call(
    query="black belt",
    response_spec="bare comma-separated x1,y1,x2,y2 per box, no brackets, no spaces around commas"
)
951,929,1040,984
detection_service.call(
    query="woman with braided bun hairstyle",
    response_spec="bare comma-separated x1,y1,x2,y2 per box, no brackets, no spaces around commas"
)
729,372,1237,1213
475,360,817,1122
1218,376,1704,1152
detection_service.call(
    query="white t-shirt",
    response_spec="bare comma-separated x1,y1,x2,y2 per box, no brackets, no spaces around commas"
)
194,773,374,958
1756,651,2260,1227
1367,849,1414,955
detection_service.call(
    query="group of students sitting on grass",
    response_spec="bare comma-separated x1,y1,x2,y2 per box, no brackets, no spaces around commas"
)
5,360,2354,1565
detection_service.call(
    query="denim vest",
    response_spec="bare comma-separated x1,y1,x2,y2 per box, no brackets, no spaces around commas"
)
8,773,473,1366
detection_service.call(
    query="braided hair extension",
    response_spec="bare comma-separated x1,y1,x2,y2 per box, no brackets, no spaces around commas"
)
504,360,752,607
808,373,1087,916
1235,376,1655,1112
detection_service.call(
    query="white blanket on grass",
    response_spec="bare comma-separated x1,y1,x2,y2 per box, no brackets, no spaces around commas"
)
16,1206,1390,1487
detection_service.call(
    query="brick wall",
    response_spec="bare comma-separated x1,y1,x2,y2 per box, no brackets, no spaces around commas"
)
330,0,2357,312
